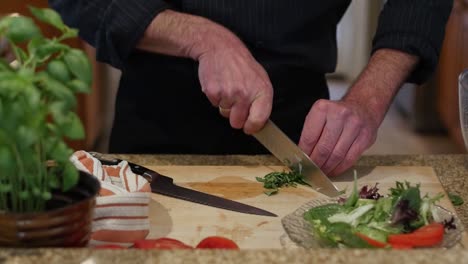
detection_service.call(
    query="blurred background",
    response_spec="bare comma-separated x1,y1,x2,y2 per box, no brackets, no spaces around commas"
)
1,0,467,155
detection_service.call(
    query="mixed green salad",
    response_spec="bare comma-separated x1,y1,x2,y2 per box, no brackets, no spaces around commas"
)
304,173,457,249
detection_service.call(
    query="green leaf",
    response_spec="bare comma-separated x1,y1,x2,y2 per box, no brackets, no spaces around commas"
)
37,73,76,108
0,184,12,193
62,112,85,140
449,192,464,206
344,171,359,208
60,28,78,40
67,79,90,93
47,60,71,83
32,187,41,197
28,6,66,31
5,16,41,43
35,41,69,61
17,125,38,147
62,161,78,191
41,191,52,200
19,190,30,200
0,16,12,32
63,49,92,86
304,204,343,224
264,189,277,196
49,141,72,163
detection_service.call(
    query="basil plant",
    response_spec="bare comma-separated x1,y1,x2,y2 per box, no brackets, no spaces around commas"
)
0,7,92,213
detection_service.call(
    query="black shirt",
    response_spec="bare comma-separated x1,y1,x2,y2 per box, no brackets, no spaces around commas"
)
49,0,453,154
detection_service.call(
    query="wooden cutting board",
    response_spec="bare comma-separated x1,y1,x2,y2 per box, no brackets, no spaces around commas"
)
144,165,466,249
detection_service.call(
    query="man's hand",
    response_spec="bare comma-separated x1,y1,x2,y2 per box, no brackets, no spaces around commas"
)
138,10,273,134
299,98,378,177
196,38,273,134
299,49,419,177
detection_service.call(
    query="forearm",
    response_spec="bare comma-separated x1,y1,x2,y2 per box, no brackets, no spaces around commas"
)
137,10,244,60
343,48,419,125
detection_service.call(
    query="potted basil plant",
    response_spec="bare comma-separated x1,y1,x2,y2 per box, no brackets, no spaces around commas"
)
0,6,100,247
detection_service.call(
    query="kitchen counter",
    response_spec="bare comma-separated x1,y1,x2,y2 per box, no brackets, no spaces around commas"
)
0,154,467,264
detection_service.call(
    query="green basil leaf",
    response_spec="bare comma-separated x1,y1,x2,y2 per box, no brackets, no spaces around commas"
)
67,79,90,93
62,161,78,191
5,16,41,43
19,190,30,200
47,60,71,83
0,184,12,194
61,112,85,140
37,73,76,108
41,191,52,200
0,16,12,32
17,125,37,147
35,41,69,61
60,28,78,40
28,6,66,31
49,141,72,162
63,49,92,86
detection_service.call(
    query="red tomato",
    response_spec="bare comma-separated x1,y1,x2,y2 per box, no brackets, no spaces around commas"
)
94,244,126,249
133,238,193,249
388,223,444,247
355,233,388,248
196,236,239,249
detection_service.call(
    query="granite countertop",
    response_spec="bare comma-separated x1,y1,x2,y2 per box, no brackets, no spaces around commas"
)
1,154,467,264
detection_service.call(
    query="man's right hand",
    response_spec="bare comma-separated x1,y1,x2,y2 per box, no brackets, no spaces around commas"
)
196,35,273,134
137,10,273,134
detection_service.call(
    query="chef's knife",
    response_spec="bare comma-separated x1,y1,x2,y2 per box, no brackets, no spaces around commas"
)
89,152,277,217
253,120,340,197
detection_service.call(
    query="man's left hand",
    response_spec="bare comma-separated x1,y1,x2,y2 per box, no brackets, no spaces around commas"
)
298,98,379,177
298,49,419,177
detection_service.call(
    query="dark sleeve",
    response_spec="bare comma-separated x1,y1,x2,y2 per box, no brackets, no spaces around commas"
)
371,0,453,84
48,0,174,69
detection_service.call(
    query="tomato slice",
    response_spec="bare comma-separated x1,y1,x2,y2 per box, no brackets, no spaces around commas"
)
355,233,388,248
196,236,239,249
388,223,444,247
133,238,193,249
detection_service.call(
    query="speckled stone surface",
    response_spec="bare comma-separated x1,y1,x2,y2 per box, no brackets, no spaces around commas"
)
0,154,467,264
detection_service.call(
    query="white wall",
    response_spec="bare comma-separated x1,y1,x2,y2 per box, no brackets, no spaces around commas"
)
332,0,383,81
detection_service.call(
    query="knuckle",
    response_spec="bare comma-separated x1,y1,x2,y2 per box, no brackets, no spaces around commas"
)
316,144,332,158
348,115,364,129
301,134,317,148
333,105,351,119
330,150,346,163
203,85,219,99
312,99,329,112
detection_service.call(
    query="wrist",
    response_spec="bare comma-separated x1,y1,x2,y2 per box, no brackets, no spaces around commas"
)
342,49,419,126
187,19,246,60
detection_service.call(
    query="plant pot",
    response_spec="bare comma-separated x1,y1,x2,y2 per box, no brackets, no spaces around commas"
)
0,170,100,247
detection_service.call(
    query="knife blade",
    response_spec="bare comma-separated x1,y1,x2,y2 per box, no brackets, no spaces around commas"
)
253,120,340,197
89,152,277,217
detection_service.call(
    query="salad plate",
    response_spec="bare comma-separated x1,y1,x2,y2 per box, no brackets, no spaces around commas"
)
281,193,464,249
